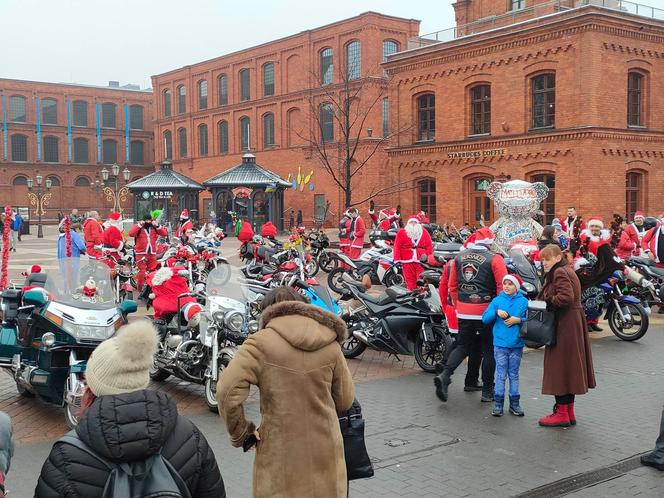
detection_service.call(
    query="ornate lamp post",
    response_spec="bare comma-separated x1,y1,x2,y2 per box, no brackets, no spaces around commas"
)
99,163,131,214
26,175,53,239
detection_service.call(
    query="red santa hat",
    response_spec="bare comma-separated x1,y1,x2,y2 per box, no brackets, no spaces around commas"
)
462,232,477,249
182,302,202,325
634,211,645,221
180,209,189,219
30,265,42,274
474,227,495,247
502,274,522,291
406,216,421,224
378,209,389,220
587,217,604,229
108,212,121,222
416,211,429,224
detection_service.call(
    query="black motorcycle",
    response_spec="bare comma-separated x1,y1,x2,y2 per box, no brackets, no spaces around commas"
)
337,276,452,373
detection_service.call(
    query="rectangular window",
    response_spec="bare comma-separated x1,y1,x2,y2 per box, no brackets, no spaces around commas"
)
9,96,26,123
130,141,144,164
470,85,491,135
263,64,275,97
163,90,172,118
510,0,525,10
178,86,186,114
73,101,88,127
129,105,144,130
627,72,643,127
73,139,88,164
320,105,334,143
218,76,228,105
102,139,117,164
346,41,361,80
219,121,229,154
417,94,435,141
240,69,250,102
42,99,58,125
11,135,28,162
531,74,555,129
263,114,275,148
43,136,59,163
102,103,117,128
164,132,173,159
199,125,208,156
382,98,389,137
198,81,208,110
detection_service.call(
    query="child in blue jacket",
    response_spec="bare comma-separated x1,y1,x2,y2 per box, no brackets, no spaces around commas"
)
482,274,529,417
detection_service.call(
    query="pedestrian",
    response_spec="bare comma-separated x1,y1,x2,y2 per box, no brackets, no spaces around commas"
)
434,227,507,403
345,207,366,260
69,208,82,225
578,217,611,256
641,218,664,269
537,244,596,427
83,211,104,259
482,275,528,417
560,206,585,239
393,216,433,290
0,412,14,498
129,213,168,291
538,226,560,251
210,210,217,227
57,222,86,259
551,219,568,249
9,212,21,252
641,407,664,471
175,209,193,241
296,209,303,227
14,211,23,242
34,321,224,497
57,211,64,223
338,209,351,256
101,212,125,267
217,287,355,498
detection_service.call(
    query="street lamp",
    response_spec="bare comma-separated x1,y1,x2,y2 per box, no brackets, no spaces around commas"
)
98,163,131,214
26,174,53,238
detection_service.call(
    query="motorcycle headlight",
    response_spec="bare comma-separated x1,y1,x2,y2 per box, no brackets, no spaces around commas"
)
213,310,225,323
522,282,536,294
42,332,56,347
247,320,259,333
225,311,244,332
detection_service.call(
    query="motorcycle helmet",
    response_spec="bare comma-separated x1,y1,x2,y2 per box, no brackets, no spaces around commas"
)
643,216,658,231
252,234,263,244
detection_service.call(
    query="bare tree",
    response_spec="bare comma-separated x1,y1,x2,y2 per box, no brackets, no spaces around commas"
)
293,62,413,209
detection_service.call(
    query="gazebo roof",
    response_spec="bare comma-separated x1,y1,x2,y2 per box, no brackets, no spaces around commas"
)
126,161,204,190
203,154,291,188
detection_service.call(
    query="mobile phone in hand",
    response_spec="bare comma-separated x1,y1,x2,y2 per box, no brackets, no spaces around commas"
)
243,433,258,452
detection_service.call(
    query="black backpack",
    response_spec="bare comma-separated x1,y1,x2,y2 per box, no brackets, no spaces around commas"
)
58,431,191,498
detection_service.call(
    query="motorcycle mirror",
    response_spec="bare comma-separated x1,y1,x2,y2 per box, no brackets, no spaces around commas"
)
119,299,138,315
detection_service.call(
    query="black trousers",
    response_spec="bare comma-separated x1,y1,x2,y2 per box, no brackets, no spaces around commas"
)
555,394,575,404
443,319,494,389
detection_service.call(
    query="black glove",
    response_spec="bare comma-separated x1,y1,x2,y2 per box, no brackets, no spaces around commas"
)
370,200,375,211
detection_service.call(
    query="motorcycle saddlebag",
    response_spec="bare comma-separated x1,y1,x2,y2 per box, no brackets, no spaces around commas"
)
1,289,22,322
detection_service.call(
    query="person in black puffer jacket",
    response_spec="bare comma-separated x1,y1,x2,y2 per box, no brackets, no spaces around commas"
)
34,321,225,497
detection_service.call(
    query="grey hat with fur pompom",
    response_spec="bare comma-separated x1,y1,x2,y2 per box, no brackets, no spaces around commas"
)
85,320,158,396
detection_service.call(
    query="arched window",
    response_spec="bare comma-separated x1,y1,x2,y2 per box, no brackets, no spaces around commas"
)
263,113,275,148
217,74,228,105
382,40,399,62
531,73,555,129
178,127,187,158
9,96,26,123
163,89,172,117
417,94,435,141
73,100,88,127
240,116,250,151
198,80,208,110
73,137,89,164
240,69,250,101
320,104,334,143
43,136,59,163
163,130,173,159
218,120,229,154
418,178,436,224
42,98,58,125
263,63,275,97
102,139,117,164
198,124,208,156
102,102,117,128
627,72,644,127
346,41,361,80
46,176,61,186
12,176,28,186
75,176,91,187
130,140,145,164
468,176,494,225
129,104,144,130
320,48,333,86
626,171,644,220
177,85,186,114
470,85,491,135
10,134,28,162
530,173,556,224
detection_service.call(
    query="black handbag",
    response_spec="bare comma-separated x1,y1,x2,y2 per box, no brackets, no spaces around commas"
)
338,399,374,481
519,300,556,347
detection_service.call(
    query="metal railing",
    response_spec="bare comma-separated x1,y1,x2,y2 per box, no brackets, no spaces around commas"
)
407,0,664,50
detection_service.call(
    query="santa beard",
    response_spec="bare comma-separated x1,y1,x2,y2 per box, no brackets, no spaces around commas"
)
405,222,423,243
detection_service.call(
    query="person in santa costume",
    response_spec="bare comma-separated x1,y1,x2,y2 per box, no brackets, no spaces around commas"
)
578,217,611,257
416,211,430,225
642,219,664,269
260,221,278,240
101,212,125,266
175,209,194,240
147,260,202,330
561,206,586,239
236,219,254,243
129,213,168,291
338,210,351,256
83,211,104,259
345,208,366,260
624,211,648,254
393,216,433,290
610,214,637,260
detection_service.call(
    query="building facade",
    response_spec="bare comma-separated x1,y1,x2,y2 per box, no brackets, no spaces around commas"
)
386,0,664,226
0,79,154,221
152,11,420,229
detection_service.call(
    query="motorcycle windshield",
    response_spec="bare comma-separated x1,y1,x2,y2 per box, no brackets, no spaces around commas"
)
44,258,116,309
507,249,539,288
206,265,247,309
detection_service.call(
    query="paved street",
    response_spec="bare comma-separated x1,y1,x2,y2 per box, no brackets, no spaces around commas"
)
2,228,664,496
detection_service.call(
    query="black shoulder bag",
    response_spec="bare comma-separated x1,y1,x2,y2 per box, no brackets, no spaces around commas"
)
519,300,556,348
338,399,374,480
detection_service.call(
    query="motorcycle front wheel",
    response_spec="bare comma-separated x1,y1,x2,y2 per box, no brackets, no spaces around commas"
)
149,356,171,381
205,355,231,413
327,267,356,295
319,251,337,273
305,258,320,278
414,330,453,373
64,400,79,429
383,268,405,288
608,302,649,341
340,334,367,358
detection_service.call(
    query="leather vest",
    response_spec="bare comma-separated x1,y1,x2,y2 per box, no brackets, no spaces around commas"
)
455,249,497,305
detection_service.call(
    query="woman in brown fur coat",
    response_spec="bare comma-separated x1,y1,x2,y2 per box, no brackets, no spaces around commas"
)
217,287,355,498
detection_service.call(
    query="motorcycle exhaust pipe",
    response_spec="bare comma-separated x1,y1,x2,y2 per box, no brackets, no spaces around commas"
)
352,329,369,344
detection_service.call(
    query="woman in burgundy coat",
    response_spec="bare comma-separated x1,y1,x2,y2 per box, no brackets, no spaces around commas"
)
537,244,596,427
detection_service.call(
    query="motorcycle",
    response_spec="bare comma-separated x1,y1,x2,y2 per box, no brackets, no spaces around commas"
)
306,228,334,274
625,257,664,312
150,266,258,413
0,259,137,427
337,275,452,373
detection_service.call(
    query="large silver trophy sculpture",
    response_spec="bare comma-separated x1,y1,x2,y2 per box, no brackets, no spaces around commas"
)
486,179,550,253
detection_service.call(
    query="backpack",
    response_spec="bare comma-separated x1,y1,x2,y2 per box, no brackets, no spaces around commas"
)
58,431,191,498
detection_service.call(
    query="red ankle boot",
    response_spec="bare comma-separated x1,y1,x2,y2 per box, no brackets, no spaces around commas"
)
539,403,571,427
568,402,576,426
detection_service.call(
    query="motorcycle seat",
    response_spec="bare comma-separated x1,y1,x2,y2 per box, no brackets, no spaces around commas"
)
257,246,277,261
25,273,47,288
360,292,394,306
647,266,664,278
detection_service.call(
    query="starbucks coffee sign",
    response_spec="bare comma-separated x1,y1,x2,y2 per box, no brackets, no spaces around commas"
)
447,148,506,160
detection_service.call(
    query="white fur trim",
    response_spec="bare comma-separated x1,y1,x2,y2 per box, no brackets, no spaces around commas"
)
581,228,611,241
151,266,174,287
502,275,521,291
587,219,603,229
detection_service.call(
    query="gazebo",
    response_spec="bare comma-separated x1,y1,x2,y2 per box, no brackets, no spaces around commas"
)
126,160,204,227
203,153,291,233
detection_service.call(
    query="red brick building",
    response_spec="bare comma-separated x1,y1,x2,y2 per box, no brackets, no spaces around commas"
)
0,79,153,221
152,12,419,229
385,0,664,226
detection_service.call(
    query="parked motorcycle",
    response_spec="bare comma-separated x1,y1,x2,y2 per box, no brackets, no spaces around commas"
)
0,259,137,427
625,257,664,312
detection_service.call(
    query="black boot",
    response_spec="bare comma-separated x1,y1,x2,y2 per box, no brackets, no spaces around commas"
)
434,372,451,402
509,396,525,416
641,453,664,471
464,382,483,392
589,323,603,332
481,384,494,403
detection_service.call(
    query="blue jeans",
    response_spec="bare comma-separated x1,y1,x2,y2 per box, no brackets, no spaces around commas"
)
494,346,523,400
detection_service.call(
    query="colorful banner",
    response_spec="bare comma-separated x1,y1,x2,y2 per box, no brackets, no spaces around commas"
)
35,96,41,161
66,99,72,161
1,95,7,161
95,102,101,162
124,103,129,162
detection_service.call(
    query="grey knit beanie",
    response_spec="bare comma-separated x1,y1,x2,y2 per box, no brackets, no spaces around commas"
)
85,320,158,396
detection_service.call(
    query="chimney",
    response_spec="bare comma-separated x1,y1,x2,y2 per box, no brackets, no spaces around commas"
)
108,81,120,88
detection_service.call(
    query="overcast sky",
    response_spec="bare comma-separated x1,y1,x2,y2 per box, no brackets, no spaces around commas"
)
0,0,456,90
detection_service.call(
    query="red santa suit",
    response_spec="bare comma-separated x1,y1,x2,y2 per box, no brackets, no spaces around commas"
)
578,218,611,256
260,221,278,239
101,213,125,266
338,213,351,255
129,220,169,290
614,230,637,260
393,217,434,290
83,217,103,259
237,221,254,243
346,214,366,260
439,259,458,333
147,265,202,324
641,225,664,268
623,211,647,256
175,209,193,239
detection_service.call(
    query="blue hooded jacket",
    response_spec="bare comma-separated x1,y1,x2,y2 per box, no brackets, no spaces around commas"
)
482,290,528,348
